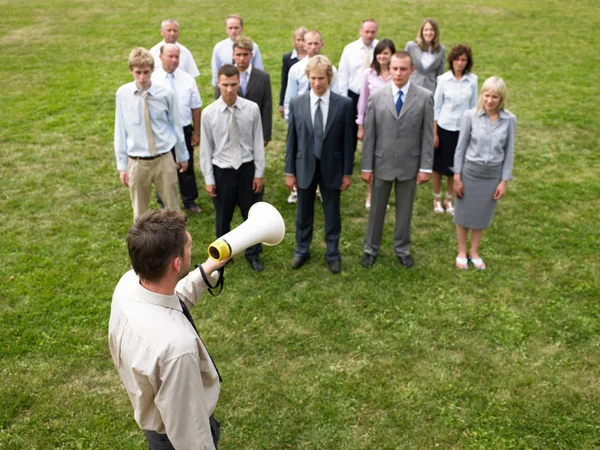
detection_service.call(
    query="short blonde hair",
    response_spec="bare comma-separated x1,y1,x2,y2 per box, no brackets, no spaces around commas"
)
128,47,154,70
305,55,333,83
233,36,254,51
476,76,508,113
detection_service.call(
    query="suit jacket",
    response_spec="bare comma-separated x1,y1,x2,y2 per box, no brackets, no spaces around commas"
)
285,91,354,190
404,41,446,93
215,68,273,142
280,52,300,107
362,83,434,181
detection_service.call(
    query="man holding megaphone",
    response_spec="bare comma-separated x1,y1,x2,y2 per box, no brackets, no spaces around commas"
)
200,64,266,272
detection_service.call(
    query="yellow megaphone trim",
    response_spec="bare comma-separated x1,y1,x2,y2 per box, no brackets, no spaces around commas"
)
208,239,232,261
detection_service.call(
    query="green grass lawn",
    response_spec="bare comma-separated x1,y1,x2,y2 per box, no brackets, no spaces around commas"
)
1,0,599,448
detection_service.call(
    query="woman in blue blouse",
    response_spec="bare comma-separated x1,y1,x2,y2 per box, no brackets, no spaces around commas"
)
453,77,516,270
432,45,478,215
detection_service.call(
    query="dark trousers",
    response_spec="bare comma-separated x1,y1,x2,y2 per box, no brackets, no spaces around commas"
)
347,90,360,152
144,415,220,449
157,125,199,208
295,160,341,262
213,162,262,260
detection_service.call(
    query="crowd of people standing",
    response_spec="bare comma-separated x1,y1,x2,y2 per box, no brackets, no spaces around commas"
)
111,14,517,449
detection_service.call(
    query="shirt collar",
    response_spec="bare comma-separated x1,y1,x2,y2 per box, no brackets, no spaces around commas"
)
310,88,331,106
391,80,410,98
477,108,509,119
132,273,181,311
291,49,298,59
217,96,242,112
239,64,252,77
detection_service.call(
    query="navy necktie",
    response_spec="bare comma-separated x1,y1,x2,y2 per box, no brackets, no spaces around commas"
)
179,297,222,382
395,91,404,115
313,99,324,159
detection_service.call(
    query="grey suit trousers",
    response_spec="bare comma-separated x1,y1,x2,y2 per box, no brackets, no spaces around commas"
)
364,177,417,257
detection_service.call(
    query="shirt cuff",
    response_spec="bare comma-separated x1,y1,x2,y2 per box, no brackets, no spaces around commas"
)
419,169,432,173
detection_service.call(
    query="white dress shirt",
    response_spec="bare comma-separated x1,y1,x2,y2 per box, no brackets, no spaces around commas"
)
151,68,203,127
109,268,221,450
149,41,200,78
211,38,263,86
433,71,478,131
114,81,188,172
337,37,379,95
200,96,265,185
283,56,339,123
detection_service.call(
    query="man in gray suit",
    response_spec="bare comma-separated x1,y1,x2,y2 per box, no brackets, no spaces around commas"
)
361,51,434,268
285,55,354,274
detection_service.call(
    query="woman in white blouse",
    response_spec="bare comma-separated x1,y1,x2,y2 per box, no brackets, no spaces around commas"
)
404,18,446,92
453,77,517,270
432,44,478,215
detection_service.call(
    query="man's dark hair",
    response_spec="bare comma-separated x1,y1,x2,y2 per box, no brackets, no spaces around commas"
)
218,64,240,79
127,210,188,282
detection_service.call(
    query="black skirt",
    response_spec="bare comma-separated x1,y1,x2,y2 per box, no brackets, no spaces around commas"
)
433,126,459,176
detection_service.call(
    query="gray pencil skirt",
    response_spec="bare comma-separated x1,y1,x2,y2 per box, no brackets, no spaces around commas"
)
454,161,502,229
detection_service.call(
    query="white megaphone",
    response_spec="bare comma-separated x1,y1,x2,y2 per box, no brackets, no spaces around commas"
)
207,202,285,261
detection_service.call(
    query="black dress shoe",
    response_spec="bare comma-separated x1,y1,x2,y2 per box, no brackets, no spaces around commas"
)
248,258,264,272
361,253,376,268
398,254,414,268
327,259,341,274
291,254,309,269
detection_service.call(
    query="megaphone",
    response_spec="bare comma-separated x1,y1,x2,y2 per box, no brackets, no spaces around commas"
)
207,202,285,261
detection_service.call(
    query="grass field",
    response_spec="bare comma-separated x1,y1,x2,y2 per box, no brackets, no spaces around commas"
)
1,0,599,448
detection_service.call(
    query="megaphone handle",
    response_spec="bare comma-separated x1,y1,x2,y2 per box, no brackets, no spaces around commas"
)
196,263,225,296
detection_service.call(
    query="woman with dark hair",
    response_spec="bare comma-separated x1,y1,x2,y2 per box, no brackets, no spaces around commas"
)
453,76,516,270
432,44,478,215
404,18,446,92
356,38,396,209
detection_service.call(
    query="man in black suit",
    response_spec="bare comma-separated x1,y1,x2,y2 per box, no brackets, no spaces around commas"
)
215,36,272,146
284,55,354,274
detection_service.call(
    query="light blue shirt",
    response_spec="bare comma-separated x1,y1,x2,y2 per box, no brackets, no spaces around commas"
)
211,38,263,86
453,108,517,181
114,81,188,172
434,71,478,131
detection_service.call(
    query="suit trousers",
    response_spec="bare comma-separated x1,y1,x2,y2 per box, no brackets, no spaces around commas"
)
295,160,342,261
364,177,417,257
212,162,262,260
127,152,179,220
347,90,360,153
144,414,220,449
157,125,200,209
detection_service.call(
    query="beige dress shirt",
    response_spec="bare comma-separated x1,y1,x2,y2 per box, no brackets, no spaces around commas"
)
109,268,220,449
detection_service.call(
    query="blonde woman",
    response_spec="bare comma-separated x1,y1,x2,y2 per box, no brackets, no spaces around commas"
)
453,77,516,270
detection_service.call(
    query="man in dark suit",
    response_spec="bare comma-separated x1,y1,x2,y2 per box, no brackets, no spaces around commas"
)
215,36,272,147
285,55,354,274
360,51,434,269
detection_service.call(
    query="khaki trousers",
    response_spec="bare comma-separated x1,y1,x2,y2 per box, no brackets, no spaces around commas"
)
127,153,179,219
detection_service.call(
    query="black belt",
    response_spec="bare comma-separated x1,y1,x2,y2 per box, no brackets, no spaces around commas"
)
128,152,170,161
